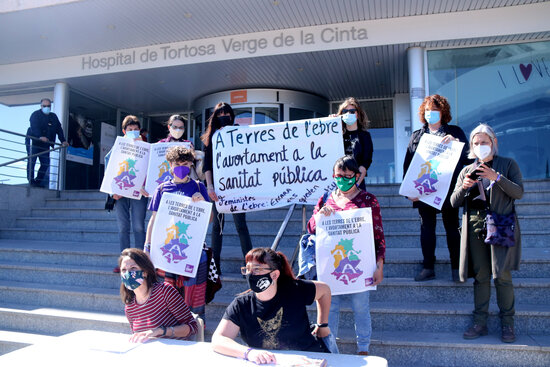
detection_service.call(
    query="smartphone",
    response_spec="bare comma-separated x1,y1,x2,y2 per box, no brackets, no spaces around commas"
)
469,164,483,180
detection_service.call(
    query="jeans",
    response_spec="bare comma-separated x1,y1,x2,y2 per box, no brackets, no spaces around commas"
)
211,204,252,270
418,205,461,270
115,196,148,252
468,211,515,327
28,144,50,186
329,291,371,353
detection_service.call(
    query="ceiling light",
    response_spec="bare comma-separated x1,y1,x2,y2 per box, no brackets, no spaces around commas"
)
184,12,192,18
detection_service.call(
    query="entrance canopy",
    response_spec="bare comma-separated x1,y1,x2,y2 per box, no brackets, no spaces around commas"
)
1,0,549,112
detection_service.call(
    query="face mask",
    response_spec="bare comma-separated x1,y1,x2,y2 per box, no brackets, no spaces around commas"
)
334,175,357,192
218,115,232,127
424,110,441,125
121,270,144,291
170,128,184,139
473,145,492,161
246,272,273,293
342,113,357,126
125,130,140,139
173,165,190,180
42,107,51,115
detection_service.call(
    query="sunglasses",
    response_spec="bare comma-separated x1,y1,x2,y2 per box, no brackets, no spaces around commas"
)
341,108,356,114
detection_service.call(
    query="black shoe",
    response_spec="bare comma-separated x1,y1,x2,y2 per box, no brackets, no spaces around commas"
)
452,269,460,282
463,324,488,339
501,325,516,343
414,268,435,281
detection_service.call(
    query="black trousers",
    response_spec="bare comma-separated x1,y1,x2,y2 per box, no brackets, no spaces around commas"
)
418,205,461,270
27,144,50,186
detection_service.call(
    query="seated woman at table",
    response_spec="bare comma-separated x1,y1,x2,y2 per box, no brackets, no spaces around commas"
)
119,248,198,343
212,248,333,364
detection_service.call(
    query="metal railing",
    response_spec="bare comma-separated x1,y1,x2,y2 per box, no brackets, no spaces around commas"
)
270,203,308,269
0,128,66,190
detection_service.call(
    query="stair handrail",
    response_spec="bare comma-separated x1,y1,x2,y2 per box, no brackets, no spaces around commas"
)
0,128,66,189
270,203,296,252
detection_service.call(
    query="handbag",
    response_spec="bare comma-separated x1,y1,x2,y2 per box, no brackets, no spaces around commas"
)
484,210,516,247
104,195,116,212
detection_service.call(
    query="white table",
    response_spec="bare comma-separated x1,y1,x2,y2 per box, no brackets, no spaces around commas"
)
0,330,388,367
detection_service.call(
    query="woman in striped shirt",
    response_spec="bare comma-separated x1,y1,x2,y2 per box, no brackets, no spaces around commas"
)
119,248,198,343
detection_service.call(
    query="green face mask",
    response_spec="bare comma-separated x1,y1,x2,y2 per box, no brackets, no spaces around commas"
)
334,175,357,192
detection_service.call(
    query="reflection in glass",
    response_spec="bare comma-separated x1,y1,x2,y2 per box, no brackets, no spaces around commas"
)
254,107,279,124
234,108,253,126
428,40,550,179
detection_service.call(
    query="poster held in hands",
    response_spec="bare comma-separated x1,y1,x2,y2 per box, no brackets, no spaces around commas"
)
100,136,150,199
213,117,344,213
150,193,212,278
315,207,377,296
399,134,465,210
145,141,192,194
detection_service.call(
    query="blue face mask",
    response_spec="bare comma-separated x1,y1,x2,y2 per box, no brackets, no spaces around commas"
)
125,130,140,139
424,110,441,125
42,107,51,115
342,113,357,126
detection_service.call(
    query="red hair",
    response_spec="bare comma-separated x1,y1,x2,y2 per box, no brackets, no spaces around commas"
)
245,248,295,284
418,94,452,126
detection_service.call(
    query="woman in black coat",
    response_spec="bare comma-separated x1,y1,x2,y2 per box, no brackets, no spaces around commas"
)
403,94,469,282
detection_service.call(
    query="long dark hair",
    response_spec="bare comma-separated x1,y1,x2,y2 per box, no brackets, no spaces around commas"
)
245,248,295,286
118,248,158,304
200,102,235,147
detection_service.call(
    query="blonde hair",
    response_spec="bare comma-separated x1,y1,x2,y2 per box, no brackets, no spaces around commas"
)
468,123,498,159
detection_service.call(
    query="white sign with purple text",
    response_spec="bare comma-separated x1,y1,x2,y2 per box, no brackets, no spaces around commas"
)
150,193,212,278
145,141,192,195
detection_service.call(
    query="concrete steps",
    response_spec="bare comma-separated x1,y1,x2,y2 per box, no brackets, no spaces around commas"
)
1,181,549,366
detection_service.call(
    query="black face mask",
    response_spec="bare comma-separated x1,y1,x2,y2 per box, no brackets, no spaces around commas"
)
246,272,273,293
218,115,232,127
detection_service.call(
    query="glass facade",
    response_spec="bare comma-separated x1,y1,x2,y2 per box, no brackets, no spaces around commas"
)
428,40,550,179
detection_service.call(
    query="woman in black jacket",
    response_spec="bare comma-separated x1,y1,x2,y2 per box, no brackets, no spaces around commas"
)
403,94,469,282
335,97,373,190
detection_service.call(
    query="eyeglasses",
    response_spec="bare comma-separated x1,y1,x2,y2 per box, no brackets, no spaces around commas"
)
334,174,355,179
341,109,356,114
42,105,51,108
170,127,184,131
240,265,273,275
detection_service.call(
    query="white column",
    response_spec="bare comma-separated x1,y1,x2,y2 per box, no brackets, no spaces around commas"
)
51,82,69,190
407,47,426,131
393,93,411,182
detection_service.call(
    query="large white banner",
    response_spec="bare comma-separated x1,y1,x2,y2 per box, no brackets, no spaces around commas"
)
315,208,377,295
145,141,192,195
99,136,150,199
213,117,344,213
150,193,212,278
399,134,465,210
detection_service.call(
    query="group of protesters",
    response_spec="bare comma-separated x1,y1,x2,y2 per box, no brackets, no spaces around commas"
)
30,92,522,362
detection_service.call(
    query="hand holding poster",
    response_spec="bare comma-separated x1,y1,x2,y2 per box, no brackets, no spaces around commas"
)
315,208,377,295
213,117,344,213
150,193,212,278
399,134,465,210
145,142,192,194
100,136,150,199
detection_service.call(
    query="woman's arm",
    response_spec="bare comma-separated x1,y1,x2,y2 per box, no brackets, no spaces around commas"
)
144,211,157,251
450,167,470,208
495,159,524,200
212,319,276,364
311,281,331,338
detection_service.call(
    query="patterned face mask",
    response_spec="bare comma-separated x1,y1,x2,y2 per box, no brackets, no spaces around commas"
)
121,270,144,290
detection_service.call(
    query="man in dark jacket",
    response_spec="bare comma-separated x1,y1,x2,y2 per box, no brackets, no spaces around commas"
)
27,98,68,187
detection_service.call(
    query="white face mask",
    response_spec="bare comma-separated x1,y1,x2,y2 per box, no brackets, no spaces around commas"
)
473,144,492,160
170,127,184,139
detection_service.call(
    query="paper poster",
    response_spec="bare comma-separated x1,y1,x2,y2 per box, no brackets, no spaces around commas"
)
399,134,465,210
145,141,192,194
315,207,377,295
150,193,212,278
100,122,117,163
213,117,344,213
100,136,150,199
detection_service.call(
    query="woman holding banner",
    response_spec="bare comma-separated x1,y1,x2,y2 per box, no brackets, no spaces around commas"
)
307,156,386,356
212,248,333,364
451,123,523,343
200,102,252,271
334,97,373,190
403,94,469,282
118,248,198,342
